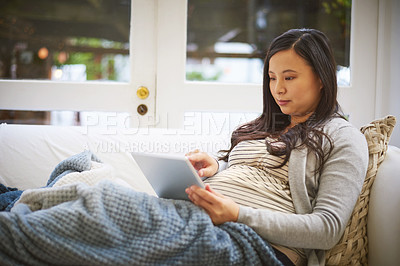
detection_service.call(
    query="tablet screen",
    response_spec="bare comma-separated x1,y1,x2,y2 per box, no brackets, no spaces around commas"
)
131,152,205,200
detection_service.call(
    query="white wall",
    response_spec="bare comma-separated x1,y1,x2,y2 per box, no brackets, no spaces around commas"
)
375,0,400,146
337,0,378,129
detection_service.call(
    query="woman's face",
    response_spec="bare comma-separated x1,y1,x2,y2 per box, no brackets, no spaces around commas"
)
268,48,323,125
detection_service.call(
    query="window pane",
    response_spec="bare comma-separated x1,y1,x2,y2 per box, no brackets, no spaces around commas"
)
186,0,351,85
0,0,131,82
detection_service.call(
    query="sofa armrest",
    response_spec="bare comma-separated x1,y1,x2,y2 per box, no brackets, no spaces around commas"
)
368,145,400,265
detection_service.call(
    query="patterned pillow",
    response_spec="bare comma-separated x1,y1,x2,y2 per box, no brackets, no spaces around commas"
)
325,115,396,265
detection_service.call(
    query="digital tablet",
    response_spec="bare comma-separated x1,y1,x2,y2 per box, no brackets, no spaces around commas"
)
131,152,205,200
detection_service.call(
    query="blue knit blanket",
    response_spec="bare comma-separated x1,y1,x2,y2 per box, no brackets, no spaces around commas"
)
0,151,282,265
0,184,22,211
0,150,101,211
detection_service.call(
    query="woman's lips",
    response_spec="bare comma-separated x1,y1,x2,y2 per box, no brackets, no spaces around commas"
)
277,100,290,106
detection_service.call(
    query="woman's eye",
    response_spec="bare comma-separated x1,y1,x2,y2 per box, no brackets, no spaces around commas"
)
269,77,276,81
285,77,294,80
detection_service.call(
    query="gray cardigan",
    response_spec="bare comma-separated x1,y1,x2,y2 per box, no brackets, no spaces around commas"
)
237,117,369,266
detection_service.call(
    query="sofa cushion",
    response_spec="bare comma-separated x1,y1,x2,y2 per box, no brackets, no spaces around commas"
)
0,124,229,192
325,115,396,265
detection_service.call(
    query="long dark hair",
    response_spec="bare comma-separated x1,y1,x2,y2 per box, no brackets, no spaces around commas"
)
219,29,343,172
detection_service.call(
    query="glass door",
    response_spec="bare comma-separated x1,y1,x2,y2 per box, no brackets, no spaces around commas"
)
156,0,379,129
0,0,157,127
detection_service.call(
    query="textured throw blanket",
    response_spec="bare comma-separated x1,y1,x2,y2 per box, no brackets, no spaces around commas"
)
0,151,282,266
0,184,22,211
0,150,104,211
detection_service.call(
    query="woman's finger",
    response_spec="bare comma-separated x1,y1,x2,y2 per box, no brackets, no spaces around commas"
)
190,185,218,203
187,153,218,177
186,186,214,210
185,149,200,157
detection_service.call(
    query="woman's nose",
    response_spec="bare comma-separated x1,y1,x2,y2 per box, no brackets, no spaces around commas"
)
274,79,286,95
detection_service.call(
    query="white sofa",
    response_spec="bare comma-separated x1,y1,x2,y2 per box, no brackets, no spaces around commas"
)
0,123,399,265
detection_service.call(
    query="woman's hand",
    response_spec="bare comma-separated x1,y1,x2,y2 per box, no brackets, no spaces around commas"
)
185,150,218,178
185,184,239,225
